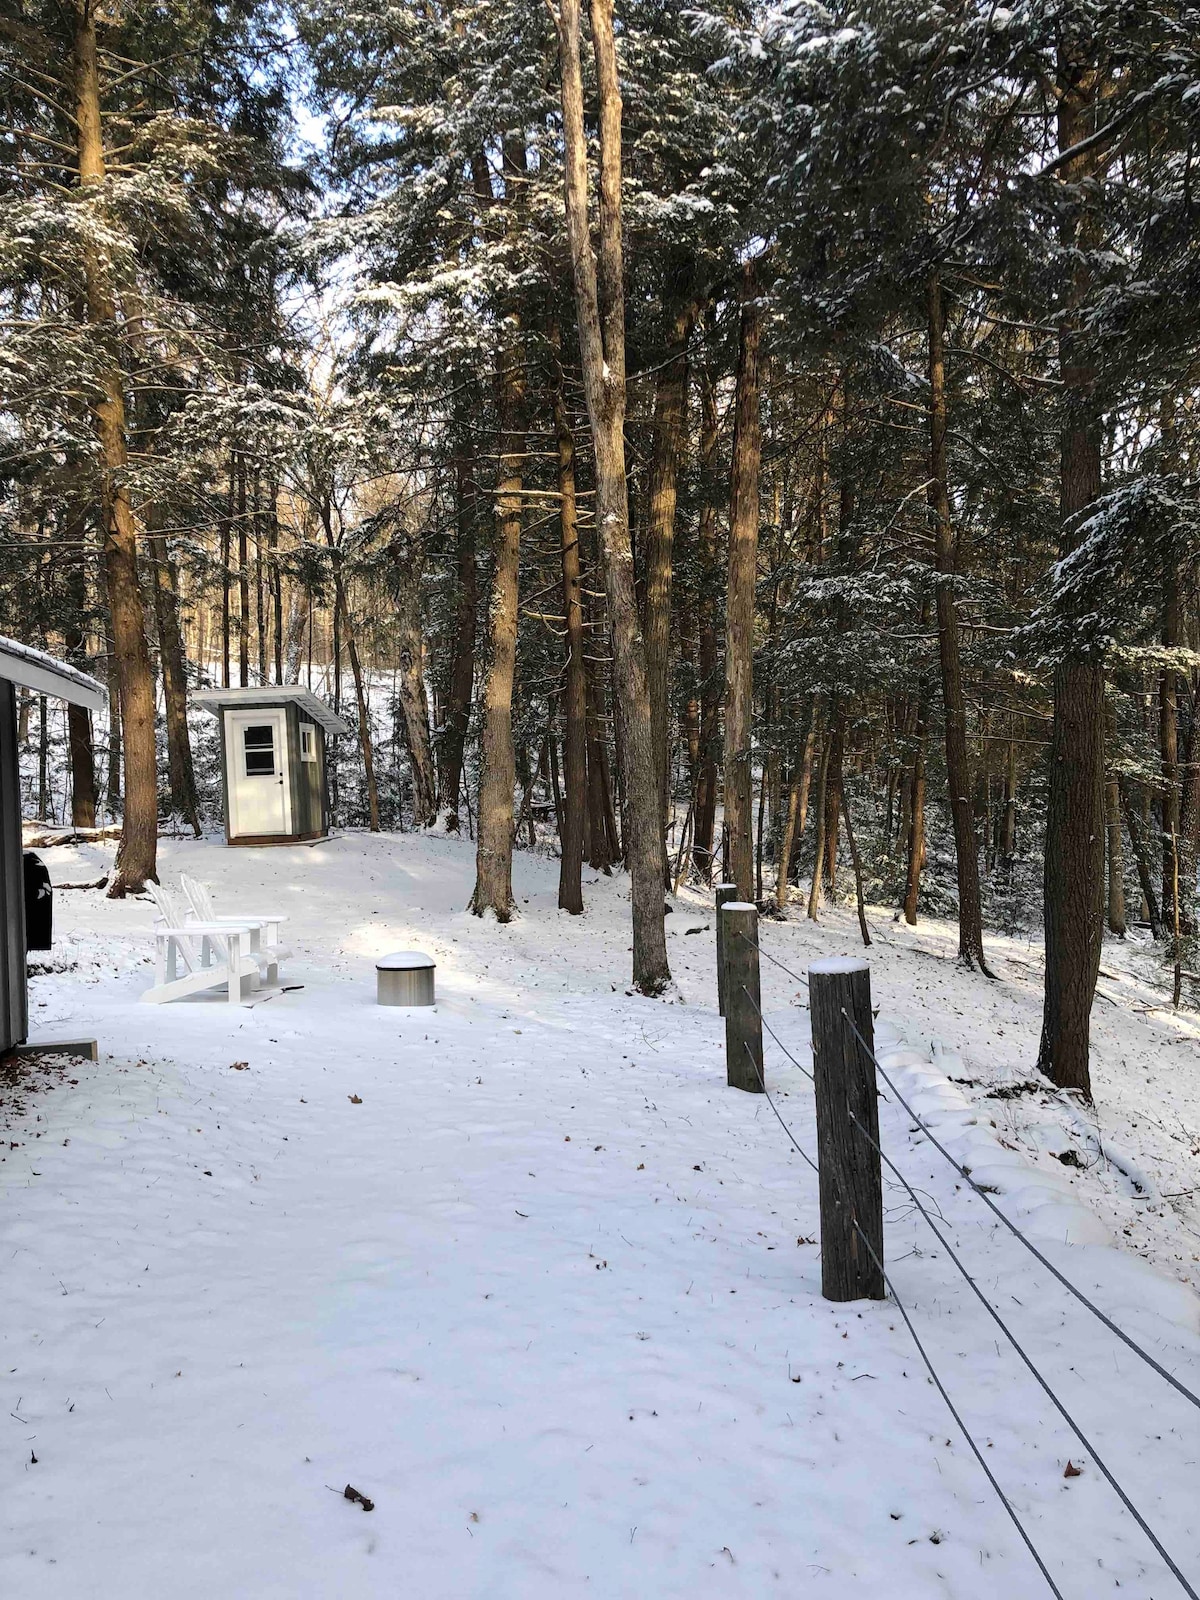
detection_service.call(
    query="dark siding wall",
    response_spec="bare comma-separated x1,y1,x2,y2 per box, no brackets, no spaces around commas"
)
309,725,327,834
284,704,307,835
0,682,28,1052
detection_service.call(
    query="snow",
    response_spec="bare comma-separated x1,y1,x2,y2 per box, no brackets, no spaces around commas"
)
3,831,1200,1598
808,954,870,975
375,950,436,970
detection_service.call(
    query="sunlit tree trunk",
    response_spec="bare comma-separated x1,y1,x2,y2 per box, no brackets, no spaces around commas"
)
1038,53,1107,1098
644,303,692,875
556,0,669,991
471,290,525,916
723,270,761,901
927,267,990,971
552,340,586,913
74,0,158,893
441,428,477,829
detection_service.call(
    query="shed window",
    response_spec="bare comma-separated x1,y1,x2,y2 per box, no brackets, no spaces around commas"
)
300,722,317,763
242,723,276,776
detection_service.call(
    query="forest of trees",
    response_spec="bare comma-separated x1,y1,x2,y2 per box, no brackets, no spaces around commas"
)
2,0,1198,1097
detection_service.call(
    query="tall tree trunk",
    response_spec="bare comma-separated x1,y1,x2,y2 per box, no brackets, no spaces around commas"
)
105,638,121,819
1177,690,1200,939
553,343,587,914
902,691,929,924
221,471,232,689
927,267,990,971
723,270,761,901
237,455,250,687
807,733,831,921
1120,778,1162,938
471,271,525,917
1160,567,1181,937
643,303,692,873
333,578,378,831
64,531,98,828
999,728,1018,868
692,364,721,879
393,530,437,828
823,720,843,897
74,0,158,894
556,0,669,991
1038,54,1107,1097
441,430,478,829
268,479,283,683
151,530,200,835
1105,778,1126,937
320,505,379,833
254,476,268,684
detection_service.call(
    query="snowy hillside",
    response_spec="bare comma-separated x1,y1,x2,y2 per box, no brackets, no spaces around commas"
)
2,831,1198,1598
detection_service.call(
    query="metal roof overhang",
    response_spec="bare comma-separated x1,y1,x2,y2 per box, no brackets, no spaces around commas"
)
0,637,105,711
191,685,351,737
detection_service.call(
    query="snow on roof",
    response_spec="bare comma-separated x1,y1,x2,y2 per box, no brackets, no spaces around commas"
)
191,684,351,736
0,635,106,711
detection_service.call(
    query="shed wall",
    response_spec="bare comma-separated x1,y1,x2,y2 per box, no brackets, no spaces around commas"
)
0,681,28,1053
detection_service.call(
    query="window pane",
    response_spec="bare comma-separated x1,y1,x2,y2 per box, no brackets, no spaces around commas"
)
243,724,275,776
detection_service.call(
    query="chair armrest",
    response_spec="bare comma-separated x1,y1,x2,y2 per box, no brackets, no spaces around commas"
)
156,922,256,935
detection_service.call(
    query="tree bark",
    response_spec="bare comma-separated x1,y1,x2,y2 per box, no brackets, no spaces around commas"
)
552,346,587,914
440,431,478,829
237,454,250,687
723,270,761,901
556,0,669,991
807,733,831,921
902,689,929,924
644,304,692,872
151,530,200,835
471,286,525,917
1120,778,1162,939
64,530,98,829
321,511,380,833
1038,54,1107,1097
74,0,159,894
392,528,437,828
1160,567,1181,935
692,364,721,878
927,267,990,971
1105,777,1126,936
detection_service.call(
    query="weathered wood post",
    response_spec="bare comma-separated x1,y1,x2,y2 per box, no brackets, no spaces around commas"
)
808,956,885,1301
721,901,763,1093
715,882,738,1016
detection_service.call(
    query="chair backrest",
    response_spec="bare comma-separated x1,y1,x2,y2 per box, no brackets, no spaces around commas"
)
146,880,183,927
180,875,216,922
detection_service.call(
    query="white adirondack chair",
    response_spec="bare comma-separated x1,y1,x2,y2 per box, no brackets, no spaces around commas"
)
141,882,260,1006
179,874,292,986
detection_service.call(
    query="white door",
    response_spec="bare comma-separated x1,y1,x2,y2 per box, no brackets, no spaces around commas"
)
226,710,291,837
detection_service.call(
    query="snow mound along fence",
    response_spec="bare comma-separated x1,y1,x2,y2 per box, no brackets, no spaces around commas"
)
723,912,1200,1600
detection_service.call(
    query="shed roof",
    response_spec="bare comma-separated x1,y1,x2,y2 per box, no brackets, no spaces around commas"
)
0,636,105,711
191,684,351,736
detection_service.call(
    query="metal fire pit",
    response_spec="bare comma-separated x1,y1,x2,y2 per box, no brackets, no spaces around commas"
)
376,951,436,1007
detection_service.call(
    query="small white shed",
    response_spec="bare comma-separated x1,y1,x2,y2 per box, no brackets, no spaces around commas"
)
192,686,349,846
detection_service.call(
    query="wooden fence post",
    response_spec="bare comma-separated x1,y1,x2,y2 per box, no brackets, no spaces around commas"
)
721,901,763,1093
715,882,738,1016
808,956,885,1301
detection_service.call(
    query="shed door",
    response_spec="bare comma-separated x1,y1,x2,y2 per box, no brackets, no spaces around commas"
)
226,709,291,837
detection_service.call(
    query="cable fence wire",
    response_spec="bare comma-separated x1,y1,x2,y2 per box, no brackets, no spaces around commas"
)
730,924,1200,1417
736,1028,1066,1599
741,987,1199,1600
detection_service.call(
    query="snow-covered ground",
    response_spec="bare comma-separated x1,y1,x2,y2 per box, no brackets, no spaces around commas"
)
2,830,1199,1598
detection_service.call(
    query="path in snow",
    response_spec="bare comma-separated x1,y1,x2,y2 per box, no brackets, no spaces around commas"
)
1,831,1198,1599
